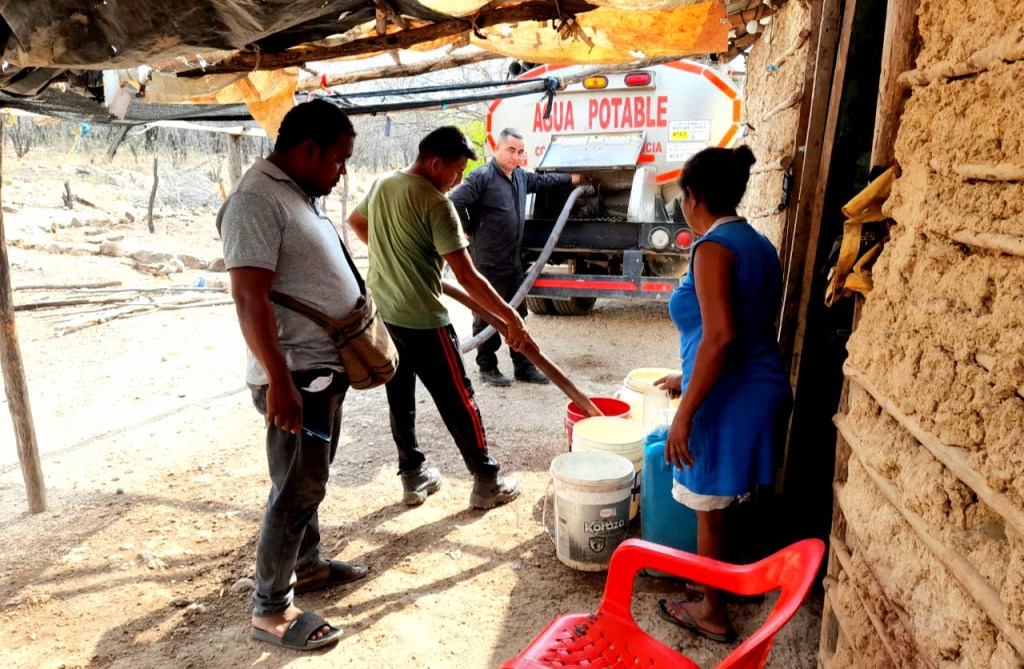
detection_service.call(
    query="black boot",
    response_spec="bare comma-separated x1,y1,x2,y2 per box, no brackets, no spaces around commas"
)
479,367,512,387
514,364,549,384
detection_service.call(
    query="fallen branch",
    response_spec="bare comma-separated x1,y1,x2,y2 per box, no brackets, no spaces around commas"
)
14,281,121,291
55,305,152,336
762,87,803,122
14,295,136,311
836,414,1024,659
71,287,227,295
844,361,1024,539
898,36,1024,88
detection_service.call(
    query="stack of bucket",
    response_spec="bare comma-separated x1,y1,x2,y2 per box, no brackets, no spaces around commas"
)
550,367,697,572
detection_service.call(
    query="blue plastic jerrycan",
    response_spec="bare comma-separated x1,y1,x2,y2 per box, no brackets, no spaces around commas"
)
640,426,698,553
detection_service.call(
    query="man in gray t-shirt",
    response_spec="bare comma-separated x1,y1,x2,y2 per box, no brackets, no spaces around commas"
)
217,100,366,652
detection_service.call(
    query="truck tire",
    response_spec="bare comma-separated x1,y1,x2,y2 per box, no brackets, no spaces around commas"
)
552,297,596,316
526,296,555,315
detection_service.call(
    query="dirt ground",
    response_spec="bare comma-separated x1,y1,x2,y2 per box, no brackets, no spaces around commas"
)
0,149,820,668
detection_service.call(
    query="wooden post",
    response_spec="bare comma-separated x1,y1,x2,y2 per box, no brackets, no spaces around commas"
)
777,0,843,363
105,125,130,161
870,0,919,169
774,0,843,493
226,134,243,192
0,124,47,513
147,157,158,234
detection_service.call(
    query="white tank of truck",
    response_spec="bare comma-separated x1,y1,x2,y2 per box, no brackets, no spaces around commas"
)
484,60,743,314
488,60,742,204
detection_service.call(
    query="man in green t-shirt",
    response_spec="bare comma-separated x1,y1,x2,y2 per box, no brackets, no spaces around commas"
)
349,126,534,509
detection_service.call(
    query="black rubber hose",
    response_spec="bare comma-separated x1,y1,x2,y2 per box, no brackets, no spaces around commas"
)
460,183,595,354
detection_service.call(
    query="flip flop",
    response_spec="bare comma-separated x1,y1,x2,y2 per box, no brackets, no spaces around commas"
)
657,599,737,644
250,611,342,651
294,559,368,595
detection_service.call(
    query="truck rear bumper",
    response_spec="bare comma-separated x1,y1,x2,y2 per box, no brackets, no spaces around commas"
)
530,274,680,300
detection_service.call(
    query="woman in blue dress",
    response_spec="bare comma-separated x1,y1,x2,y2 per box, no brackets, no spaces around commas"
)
654,146,792,643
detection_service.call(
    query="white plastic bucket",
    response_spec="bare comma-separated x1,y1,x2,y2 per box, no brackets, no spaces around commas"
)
550,451,635,571
614,367,682,423
571,416,647,520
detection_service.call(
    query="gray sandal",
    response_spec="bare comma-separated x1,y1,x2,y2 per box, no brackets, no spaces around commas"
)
250,611,342,650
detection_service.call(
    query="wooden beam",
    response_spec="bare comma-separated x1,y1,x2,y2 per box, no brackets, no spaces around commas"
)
836,414,1024,659
774,0,844,491
0,123,47,513
297,49,503,90
180,0,597,77
777,0,842,369
871,0,919,168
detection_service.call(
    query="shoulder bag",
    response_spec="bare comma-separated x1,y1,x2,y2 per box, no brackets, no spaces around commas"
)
269,235,398,390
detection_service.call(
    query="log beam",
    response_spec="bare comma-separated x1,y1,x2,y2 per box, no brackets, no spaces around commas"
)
180,0,597,77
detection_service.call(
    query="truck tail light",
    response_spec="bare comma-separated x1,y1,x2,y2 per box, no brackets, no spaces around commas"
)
675,229,694,249
583,76,608,89
624,72,652,87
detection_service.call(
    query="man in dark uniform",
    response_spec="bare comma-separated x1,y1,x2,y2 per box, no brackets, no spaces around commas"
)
449,127,580,386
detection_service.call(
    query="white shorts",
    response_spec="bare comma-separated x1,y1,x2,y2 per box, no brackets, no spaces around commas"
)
672,479,737,511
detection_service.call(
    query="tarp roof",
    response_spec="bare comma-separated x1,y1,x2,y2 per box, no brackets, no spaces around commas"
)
0,0,764,131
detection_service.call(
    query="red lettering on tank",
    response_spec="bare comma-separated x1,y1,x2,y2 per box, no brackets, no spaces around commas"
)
610,97,623,126
535,145,545,157
621,99,632,127
588,99,599,129
657,96,668,127
534,101,577,132
634,98,646,128
598,98,611,128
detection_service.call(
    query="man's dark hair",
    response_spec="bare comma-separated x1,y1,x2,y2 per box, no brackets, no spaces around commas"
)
418,126,478,163
498,127,524,144
678,146,757,215
274,99,356,153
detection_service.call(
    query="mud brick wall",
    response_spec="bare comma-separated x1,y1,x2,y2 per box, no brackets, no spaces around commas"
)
829,0,1024,665
739,0,810,249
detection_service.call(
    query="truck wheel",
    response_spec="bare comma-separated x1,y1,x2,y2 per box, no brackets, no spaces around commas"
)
526,296,555,315
552,297,596,316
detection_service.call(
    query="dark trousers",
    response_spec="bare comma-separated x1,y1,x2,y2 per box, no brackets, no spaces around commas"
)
384,322,500,479
249,368,349,616
472,268,530,373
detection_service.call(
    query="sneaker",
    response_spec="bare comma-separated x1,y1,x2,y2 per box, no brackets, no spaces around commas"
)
514,365,550,384
400,467,442,506
469,475,520,509
479,367,512,387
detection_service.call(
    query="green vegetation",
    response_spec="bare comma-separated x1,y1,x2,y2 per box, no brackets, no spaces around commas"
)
461,118,487,176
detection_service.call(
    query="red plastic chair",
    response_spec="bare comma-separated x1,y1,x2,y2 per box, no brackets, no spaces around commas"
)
500,538,825,669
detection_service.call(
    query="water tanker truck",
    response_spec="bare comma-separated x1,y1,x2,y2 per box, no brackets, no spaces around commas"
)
486,60,743,315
